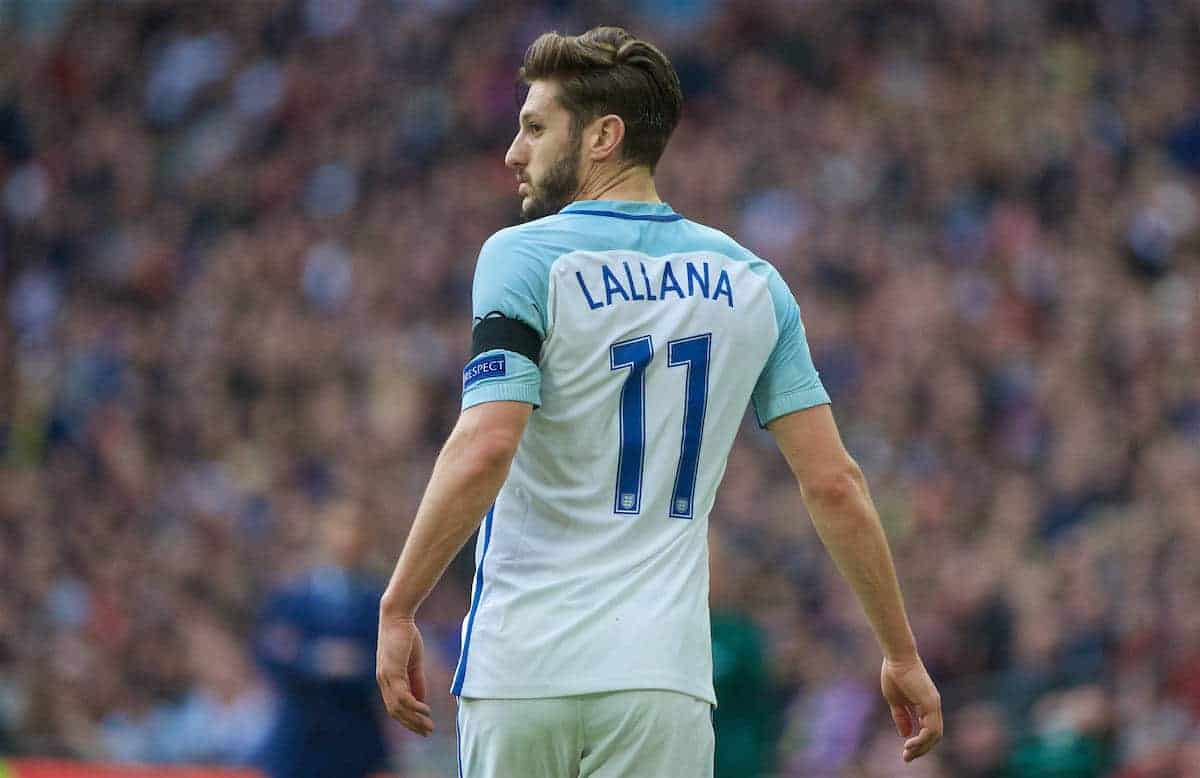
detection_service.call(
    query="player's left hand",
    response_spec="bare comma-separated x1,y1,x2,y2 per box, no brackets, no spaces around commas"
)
377,613,434,735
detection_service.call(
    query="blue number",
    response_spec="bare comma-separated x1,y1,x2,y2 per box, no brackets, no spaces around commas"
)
609,332,711,519
667,333,711,519
610,336,653,514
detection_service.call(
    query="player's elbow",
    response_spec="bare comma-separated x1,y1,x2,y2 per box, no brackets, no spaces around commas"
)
448,418,522,474
470,432,521,473
801,459,866,508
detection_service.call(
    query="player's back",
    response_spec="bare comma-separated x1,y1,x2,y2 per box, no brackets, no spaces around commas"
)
454,200,828,704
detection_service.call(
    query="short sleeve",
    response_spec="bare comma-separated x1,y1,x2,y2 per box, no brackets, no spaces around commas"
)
462,229,549,410
751,269,830,426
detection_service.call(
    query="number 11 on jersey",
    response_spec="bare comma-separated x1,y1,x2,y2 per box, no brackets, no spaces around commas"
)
610,333,712,520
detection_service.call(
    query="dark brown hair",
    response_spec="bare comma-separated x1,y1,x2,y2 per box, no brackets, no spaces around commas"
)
519,27,683,172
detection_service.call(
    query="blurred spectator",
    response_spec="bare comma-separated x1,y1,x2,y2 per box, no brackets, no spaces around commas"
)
944,701,1011,778
158,619,272,765
0,1,1198,775
1008,685,1116,777
254,503,388,778
710,536,776,778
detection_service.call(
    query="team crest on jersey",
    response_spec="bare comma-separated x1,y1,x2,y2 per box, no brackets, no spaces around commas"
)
463,353,506,391
620,493,636,510
675,499,690,514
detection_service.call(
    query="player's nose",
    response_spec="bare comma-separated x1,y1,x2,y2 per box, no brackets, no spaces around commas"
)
504,135,527,170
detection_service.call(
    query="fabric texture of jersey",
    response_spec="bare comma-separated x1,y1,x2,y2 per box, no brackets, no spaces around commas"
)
454,200,829,705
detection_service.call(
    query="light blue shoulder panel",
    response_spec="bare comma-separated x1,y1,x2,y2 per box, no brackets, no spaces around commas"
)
463,225,550,410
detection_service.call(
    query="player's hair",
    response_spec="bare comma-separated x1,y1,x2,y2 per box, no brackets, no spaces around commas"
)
519,27,683,173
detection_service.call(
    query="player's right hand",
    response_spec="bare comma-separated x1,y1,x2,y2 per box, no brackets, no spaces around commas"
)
377,614,434,736
880,655,942,762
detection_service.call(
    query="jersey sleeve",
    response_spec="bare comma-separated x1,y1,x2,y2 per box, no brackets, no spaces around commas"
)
751,269,830,426
462,229,549,411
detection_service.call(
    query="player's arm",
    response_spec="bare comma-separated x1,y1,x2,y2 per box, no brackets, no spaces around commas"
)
377,400,530,735
750,265,940,762
380,400,530,620
770,406,916,659
378,229,546,735
768,405,942,762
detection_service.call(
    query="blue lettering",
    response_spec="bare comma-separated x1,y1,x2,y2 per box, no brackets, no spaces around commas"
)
622,262,645,301
600,264,628,307
640,263,657,300
686,262,710,298
713,269,734,308
660,262,685,299
602,265,630,306
576,271,603,310
579,260,731,309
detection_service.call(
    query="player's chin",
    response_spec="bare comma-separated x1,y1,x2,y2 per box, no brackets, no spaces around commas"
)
519,196,543,222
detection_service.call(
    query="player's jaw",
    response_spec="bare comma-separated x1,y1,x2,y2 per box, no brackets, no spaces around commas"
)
518,140,582,222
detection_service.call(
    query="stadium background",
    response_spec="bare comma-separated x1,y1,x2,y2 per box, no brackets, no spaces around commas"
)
1,0,1199,776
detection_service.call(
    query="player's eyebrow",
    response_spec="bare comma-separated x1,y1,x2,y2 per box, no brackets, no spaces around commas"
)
519,110,544,126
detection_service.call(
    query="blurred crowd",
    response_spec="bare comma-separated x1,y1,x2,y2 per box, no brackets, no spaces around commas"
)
1,0,1199,776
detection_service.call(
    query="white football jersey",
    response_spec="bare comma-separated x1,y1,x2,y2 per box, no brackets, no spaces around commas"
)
452,200,828,705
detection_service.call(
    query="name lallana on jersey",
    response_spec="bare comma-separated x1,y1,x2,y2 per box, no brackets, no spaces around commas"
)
575,259,735,311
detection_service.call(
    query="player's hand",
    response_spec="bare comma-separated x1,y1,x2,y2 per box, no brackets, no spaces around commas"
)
377,613,434,736
881,655,942,762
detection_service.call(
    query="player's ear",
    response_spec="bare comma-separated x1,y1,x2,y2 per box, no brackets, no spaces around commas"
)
586,114,625,162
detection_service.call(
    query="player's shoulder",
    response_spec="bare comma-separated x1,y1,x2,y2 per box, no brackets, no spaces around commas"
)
483,212,586,249
478,216,581,267
480,221,540,257
676,218,801,324
676,217,780,277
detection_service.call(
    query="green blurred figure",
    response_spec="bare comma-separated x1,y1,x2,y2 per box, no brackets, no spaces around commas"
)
1007,685,1116,778
710,537,776,778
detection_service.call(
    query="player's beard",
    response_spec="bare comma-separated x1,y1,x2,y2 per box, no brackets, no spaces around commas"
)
521,139,581,221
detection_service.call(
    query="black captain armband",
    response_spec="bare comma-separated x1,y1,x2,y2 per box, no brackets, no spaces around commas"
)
471,313,543,365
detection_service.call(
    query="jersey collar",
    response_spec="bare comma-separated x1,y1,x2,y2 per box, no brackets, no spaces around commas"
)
560,200,681,221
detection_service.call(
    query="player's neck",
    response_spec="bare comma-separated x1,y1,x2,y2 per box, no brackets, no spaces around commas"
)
573,165,661,204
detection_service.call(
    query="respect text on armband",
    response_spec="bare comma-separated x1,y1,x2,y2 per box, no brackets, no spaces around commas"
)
463,353,507,391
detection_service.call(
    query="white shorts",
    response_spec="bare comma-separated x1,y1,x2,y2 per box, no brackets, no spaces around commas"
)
456,690,714,778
